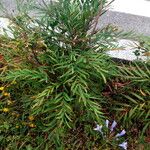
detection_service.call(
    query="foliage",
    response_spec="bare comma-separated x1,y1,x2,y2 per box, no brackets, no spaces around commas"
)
0,0,126,149
0,0,149,149
118,62,150,135
102,62,150,143
139,36,150,56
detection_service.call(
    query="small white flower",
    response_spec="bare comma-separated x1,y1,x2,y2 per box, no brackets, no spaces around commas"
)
116,129,126,138
94,124,103,134
119,141,127,150
105,120,109,128
110,120,117,132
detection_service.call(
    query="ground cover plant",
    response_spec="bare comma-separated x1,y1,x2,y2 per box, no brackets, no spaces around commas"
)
0,0,150,149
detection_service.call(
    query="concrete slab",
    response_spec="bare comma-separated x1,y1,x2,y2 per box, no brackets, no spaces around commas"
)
111,0,150,17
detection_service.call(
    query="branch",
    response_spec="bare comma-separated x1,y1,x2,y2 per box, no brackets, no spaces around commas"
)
90,1,103,35
90,0,115,35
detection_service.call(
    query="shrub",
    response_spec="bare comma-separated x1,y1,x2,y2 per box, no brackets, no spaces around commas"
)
0,0,126,149
0,0,148,149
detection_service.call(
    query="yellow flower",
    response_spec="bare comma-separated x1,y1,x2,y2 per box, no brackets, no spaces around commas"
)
15,125,19,129
3,92,10,97
0,87,4,91
28,115,35,121
3,108,9,113
29,123,36,128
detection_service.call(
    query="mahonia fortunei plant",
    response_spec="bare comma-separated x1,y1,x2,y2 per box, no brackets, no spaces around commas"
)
0,0,131,149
